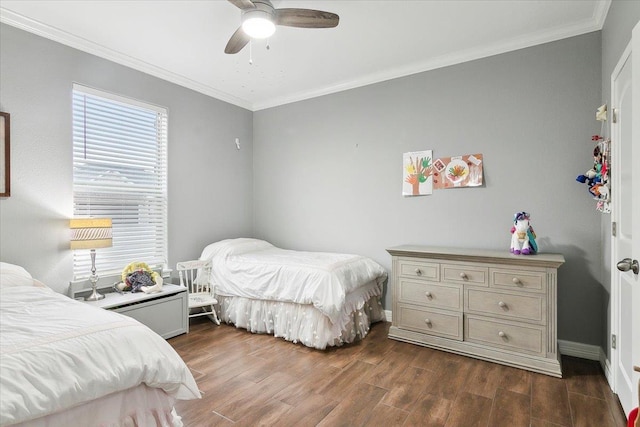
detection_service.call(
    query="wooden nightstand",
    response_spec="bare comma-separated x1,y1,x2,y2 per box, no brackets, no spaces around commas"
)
84,284,188,339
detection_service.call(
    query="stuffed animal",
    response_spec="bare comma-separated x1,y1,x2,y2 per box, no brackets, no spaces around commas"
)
576,168,600,186
510,211,538,255
114,261,163,293
577,145,605,190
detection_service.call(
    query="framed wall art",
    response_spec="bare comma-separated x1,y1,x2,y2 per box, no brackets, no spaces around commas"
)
0,112,9,197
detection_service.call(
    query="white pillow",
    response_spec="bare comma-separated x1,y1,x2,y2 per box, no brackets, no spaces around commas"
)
0,262,44,288
200,238,273,261
0,262,33,279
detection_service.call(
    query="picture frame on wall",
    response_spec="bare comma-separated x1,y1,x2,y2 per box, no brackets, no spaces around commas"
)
0,112,10,197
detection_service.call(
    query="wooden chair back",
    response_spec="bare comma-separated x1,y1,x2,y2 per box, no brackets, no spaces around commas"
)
176,259,212,295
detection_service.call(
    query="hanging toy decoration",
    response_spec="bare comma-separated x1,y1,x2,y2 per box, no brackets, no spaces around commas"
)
510,211,538,255
576,134,610,213
595,104,607,122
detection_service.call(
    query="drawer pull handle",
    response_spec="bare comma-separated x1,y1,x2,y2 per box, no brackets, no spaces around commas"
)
512,277,521,285
425,291,432,299
415,268,422,276
459,272,468,280
498,331,506,338
498,301,507,309
424,318,432,326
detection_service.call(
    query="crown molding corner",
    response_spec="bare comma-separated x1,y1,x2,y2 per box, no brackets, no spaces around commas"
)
593,0,613,29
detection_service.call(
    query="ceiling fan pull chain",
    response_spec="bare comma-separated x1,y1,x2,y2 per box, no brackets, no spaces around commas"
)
249,40,253,65
266,39,270,50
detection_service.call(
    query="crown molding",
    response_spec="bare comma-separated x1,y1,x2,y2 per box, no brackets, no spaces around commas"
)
0,8,253,111
2,3,611,113
253,9,609,111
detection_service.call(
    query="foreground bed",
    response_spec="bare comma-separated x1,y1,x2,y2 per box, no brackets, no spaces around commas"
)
0,262,200,427
195,238,388,349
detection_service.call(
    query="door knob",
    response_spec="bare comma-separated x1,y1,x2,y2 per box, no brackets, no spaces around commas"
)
617,258,639,274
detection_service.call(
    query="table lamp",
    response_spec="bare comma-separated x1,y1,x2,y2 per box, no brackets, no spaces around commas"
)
70,218,112,301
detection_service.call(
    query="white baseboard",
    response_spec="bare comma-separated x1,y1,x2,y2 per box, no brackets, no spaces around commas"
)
600,349,614,388
384,310,392,323
558,341,613,388
557,339,601,360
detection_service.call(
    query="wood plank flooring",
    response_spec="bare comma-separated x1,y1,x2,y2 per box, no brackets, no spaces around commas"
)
169,319,628,427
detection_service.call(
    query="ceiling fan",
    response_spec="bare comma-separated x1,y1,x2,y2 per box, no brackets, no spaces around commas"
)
225,0,339,54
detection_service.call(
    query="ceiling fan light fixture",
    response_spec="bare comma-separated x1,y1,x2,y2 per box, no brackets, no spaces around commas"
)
242,11,275,39
225,0,339,54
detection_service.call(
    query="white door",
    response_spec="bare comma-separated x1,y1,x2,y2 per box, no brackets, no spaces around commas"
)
611,22,639,418
632,20,640,415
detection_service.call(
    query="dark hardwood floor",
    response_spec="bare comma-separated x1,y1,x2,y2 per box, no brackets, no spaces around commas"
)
169,319,627,427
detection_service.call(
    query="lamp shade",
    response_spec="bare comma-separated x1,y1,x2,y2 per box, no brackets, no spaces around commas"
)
70,218,113,250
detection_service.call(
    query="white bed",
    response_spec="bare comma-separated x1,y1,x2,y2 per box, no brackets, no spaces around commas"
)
0,262,200,427
198,238,388,349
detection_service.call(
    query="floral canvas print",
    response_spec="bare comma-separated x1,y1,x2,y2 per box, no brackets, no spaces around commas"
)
403,150,433,196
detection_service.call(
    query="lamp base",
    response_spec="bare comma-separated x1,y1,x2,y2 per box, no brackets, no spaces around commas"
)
85,265,105,301
85,288,105,301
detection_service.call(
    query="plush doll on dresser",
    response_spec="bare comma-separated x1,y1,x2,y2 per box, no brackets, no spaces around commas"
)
510,211,538,255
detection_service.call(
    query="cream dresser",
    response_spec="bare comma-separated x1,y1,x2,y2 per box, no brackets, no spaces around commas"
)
386,246,565,377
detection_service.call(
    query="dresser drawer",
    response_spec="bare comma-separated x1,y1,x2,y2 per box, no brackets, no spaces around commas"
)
398,279,462,311
398,258,440,281
442,264,488,286
396,304,463,340
490,268,546,292
465,315,545,355
466,289,545,324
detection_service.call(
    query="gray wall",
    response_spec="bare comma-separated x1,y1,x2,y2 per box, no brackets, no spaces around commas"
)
0,24,254,294
254,32,604,345
2,7,637,349
599,1,640,357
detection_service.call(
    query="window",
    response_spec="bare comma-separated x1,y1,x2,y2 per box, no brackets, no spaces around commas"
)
72,84,168,279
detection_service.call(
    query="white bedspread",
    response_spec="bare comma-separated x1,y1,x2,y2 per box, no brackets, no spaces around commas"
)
0,286,200,426
200,239,387,325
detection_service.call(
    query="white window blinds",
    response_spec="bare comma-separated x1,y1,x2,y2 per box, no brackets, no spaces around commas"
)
72,84,168,279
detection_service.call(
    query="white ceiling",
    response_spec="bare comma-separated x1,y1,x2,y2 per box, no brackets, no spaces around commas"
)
0,0,610,111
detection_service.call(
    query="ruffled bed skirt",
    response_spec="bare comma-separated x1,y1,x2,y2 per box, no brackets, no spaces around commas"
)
11,385,183,427
216,292,385,350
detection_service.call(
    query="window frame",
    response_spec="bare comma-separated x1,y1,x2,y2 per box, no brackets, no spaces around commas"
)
71,84,169,280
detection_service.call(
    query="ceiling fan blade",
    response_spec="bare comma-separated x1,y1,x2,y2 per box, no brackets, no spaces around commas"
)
225,27,250,54
274,9,339,28
227,0,256,10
